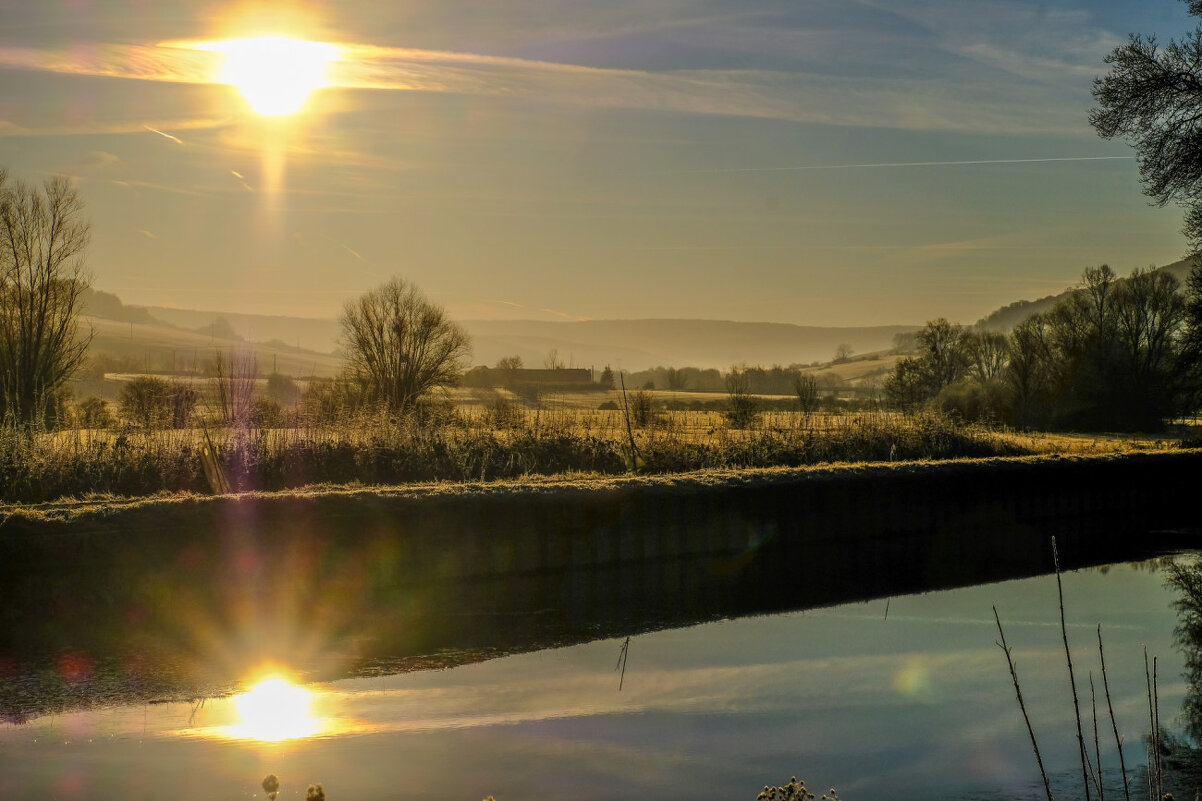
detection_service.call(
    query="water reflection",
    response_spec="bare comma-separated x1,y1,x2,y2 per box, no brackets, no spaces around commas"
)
0,560,1188,800
226,677,320,741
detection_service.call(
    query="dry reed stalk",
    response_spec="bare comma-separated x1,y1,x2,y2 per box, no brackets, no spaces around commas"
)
994,605,1055,801
1144,648,1161,801
1052,537,1093,801
1097,625,1131,801
1090,672,1104,801
1154,656,1162,799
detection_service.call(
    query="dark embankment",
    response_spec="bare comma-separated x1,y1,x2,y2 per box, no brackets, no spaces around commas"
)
1,451,1200,721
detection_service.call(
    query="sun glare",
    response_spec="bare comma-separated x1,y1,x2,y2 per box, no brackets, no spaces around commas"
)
214,36,337,116
229,677,321,741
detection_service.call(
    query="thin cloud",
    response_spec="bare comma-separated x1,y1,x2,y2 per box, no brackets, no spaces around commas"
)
110,178,213,197
0,38,1096,135
539,307,586,321
0,117,229,138
676,156,1135,174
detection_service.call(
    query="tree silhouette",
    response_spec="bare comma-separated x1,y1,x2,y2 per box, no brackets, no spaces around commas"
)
1090,2,1202,251
340,277,470,413
0,170,92,427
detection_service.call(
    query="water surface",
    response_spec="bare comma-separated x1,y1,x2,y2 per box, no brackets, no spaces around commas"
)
0,555,1190,800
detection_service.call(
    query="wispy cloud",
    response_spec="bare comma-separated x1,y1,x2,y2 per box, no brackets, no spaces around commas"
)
110,178,213,197
0,116,230,138
675,156,1134,174
0,35,1095,135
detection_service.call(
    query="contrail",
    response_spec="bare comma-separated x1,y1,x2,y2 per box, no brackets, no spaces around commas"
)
683,155,1135,174
143,125,183,144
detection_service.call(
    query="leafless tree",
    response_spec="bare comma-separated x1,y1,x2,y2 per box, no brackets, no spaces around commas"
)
791,372,820,416
1090,15,1202,251
963,330,1010,381
0,170,92,427
211,349,258,426
341,277,470,413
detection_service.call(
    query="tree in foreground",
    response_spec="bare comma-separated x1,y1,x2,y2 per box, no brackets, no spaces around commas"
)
0,169,92,427
340,277,470,413
1090,4,1202,408
1090,3,1202,251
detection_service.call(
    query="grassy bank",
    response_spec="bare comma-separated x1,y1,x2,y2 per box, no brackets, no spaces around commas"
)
0,409,1029,504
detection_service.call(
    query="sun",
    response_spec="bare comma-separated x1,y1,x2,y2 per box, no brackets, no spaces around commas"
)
214,36,338,116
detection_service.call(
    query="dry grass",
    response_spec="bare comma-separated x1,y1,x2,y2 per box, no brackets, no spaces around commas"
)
0,404,1040,505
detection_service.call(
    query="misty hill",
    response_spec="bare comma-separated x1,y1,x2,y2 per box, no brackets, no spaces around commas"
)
142,306,342,354
976,257,1199,331
462,319,916,371
88,291,918,372
83,315,343,379
80,288,162,326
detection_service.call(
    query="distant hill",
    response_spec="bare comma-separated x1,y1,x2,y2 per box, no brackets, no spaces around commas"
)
142,306,342,354
80,288,162,326
461,319,917,372
88,292,920,372
976,257,1199,332
82,315,343,379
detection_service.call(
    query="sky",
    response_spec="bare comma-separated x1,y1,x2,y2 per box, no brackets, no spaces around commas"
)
1,0,1198,326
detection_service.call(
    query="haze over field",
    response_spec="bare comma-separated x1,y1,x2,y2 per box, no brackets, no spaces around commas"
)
3,0,1200,331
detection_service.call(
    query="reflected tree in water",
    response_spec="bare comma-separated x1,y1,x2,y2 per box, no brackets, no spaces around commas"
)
1157,557,1202,795
1169,557,1202,742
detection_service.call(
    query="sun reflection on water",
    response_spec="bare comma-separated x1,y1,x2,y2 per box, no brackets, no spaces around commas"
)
225,677,323,741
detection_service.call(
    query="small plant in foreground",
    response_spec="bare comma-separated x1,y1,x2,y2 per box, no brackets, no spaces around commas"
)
757,776,841,801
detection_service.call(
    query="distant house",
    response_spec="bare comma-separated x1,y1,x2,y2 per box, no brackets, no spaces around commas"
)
462,366,598,391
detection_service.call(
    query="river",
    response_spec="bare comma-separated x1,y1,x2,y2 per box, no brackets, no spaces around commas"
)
1,549,1193,800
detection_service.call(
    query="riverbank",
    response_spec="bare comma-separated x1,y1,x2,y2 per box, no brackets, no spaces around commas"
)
4,450,1199,612
0,409,1029,503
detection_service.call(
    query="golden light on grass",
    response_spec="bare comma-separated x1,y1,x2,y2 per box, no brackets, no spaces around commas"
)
209,36,338,116
228,676,321,741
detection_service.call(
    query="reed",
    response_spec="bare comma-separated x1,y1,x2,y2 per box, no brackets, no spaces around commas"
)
1,406,1029,504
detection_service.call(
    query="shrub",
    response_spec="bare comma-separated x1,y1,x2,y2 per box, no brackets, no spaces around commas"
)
250,397,285,429
484,391,526,428
626,390,659,427
119,377,171,430
302,377,367,425
266,372,300,407
725,367,760,428
76,396,114,429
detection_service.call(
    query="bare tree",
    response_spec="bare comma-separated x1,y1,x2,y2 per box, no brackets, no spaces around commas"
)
0,170,92,427
341,277,470,413
495,354,523,389
963,330,1010,381
1090,14,1202,251
791,372,820,417
724,365,759,428
211,349,258,426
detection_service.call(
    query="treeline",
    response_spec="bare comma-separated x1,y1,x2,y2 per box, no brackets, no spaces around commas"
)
624,364,828,395
886,264,1202,431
